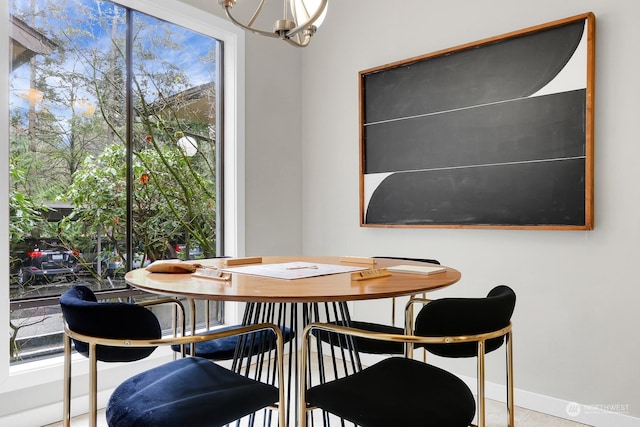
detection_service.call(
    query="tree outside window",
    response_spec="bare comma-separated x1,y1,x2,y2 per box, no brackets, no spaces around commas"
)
8,0,222,363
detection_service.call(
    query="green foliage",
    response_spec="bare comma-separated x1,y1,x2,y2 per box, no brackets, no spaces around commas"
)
65,139,217,264
9,160,49,242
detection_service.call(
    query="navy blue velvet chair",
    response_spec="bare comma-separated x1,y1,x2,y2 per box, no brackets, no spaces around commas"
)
171,321,293,360
60,285,185,427
300,285,515,427
60,285,285,427
106,355,282,427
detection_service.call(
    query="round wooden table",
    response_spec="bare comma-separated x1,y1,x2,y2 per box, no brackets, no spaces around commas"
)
124,255,461,303
125,256,461,427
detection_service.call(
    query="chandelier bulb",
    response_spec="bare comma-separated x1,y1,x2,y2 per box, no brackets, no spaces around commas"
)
219,0,328,48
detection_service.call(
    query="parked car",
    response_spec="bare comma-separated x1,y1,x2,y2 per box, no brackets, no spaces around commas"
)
14,238,83,285
92,250,125,278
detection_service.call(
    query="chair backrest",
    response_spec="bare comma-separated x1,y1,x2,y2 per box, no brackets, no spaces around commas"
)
414,285,516,358
59,285,162,362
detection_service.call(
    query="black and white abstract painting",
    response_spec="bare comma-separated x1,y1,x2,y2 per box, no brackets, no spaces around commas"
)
360,13,595,229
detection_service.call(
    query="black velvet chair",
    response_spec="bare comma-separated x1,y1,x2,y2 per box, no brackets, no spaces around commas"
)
300,326,477,427
300,285,515,427
405,285,517,427
60,285,285,427
313,256,441,355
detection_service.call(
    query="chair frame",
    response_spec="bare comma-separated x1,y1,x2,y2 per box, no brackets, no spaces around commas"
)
63,300,286,427
299,321,512,427
373,257,441,327
405,297,514,427
63,297,186,427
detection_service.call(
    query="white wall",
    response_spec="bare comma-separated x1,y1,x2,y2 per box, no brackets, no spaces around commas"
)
243,34,303,256
190,0,304,256
298,0,640,425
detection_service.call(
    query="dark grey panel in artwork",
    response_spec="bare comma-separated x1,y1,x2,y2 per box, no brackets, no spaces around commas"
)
365,159,585,226
364,89,586,174
363,20,585,124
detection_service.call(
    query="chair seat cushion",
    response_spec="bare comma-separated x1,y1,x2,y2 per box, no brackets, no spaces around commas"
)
171,325,293,360
106,357,279,427
306,357,476,427
313,321,411,355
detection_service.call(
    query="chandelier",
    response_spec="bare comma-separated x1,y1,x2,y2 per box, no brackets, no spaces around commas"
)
219,0,328,48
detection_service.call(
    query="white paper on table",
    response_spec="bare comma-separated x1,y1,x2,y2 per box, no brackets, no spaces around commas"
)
220,262,368,280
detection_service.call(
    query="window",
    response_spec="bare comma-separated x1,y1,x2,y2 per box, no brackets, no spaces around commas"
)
7,0,240,365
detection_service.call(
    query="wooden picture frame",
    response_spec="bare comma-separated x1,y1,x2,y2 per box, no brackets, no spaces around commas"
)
359,13,595,230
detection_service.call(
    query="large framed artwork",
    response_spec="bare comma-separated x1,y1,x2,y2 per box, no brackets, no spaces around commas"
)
360,13,595,230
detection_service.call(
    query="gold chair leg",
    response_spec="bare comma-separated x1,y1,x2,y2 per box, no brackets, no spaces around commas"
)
299,330,310,427
189,298,196,356
405,301,415,358
63,334,72,427
391,296,396,326
477,341,486,427
506,331,515,427
89,343,98,427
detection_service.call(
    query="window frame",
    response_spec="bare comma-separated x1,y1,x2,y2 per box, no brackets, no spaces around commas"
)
0,0,245,399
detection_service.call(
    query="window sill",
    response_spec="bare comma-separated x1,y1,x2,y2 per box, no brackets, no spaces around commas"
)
2,347,175,393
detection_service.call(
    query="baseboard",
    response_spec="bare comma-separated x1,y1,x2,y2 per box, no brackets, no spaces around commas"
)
488,377,640,427
0,388,113,427
459,373,638,427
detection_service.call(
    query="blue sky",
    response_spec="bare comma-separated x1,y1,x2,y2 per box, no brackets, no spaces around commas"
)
10,0,218,126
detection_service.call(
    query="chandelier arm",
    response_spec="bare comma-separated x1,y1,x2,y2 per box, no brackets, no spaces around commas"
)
247,0,267,27
222,7,280,39
286,0,328,38
283,33,310,48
